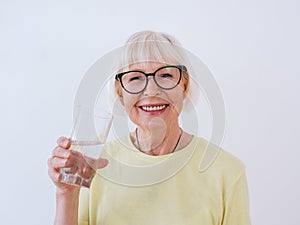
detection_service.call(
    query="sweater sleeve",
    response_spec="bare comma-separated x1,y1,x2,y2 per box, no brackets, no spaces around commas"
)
222,169,251,225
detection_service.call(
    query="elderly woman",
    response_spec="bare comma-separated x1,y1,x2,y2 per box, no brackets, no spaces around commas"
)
48,31,251,225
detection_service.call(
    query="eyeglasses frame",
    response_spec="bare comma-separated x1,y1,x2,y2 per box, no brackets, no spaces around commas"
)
115,65,187,94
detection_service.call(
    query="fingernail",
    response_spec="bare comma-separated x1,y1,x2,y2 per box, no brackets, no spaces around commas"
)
63,139,69,146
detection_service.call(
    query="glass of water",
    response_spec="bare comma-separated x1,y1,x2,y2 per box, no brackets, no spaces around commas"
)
60,105,112,188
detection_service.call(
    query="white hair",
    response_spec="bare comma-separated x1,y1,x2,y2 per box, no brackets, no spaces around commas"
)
118,31,189,71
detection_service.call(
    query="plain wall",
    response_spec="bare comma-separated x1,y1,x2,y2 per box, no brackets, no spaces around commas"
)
0,0,299,224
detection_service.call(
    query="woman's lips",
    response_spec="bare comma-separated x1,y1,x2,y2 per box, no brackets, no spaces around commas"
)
139,104,169,112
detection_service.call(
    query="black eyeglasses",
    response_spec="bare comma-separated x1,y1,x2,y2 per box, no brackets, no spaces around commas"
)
115,65,187,94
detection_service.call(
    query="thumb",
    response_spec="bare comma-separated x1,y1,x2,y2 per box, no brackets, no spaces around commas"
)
96,158,109,169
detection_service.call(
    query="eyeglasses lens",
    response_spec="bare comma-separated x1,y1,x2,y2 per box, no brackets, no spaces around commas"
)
121,66,181,94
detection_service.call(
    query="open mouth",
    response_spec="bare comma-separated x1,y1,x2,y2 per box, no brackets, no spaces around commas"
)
139,104,169,112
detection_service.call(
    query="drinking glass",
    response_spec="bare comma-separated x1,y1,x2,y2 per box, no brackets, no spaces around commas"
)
60,105,112,188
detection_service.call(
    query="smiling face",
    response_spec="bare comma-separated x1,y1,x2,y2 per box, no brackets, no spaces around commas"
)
116,62,187,131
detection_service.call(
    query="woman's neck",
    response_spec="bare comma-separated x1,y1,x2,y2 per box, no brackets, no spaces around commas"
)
133,123,183,156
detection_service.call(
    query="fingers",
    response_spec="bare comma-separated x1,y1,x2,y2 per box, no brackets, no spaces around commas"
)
48,143,72,186
52,146,70,159
48,161,80,193
48,166,61,183
50,148,84,170
57,136,71,149
48,136,110,189
48,156,68,169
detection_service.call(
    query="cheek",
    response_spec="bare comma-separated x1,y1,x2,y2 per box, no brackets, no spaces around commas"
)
169,88,185,114
122,94,141,125
173,96,184,114
122,93,138,114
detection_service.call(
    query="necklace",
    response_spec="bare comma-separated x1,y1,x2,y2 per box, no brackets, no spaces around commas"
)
135,128,183,154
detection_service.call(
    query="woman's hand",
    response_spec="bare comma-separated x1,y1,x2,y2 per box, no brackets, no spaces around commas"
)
48,136,109,194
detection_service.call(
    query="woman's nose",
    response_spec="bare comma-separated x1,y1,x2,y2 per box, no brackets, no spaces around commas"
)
143,77,161,96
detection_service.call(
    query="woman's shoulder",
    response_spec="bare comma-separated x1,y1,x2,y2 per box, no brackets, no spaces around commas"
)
193,137,246,174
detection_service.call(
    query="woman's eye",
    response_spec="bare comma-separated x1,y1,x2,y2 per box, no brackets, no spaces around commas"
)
123,72,144,83
129,76,142,81
160,73,173,78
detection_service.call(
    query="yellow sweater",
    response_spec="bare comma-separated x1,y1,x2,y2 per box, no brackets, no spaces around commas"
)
78,136,251,225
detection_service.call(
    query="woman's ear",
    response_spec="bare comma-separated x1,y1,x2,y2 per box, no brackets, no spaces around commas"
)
183,89,187,99
118,93,124,105
117,88,125,106
181,80,188,99
115,81,124,105
183,75,190,99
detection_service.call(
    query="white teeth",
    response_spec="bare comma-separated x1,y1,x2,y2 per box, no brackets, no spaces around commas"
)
141,105,166,111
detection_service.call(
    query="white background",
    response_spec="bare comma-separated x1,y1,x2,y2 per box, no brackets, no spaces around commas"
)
0,0,299,224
